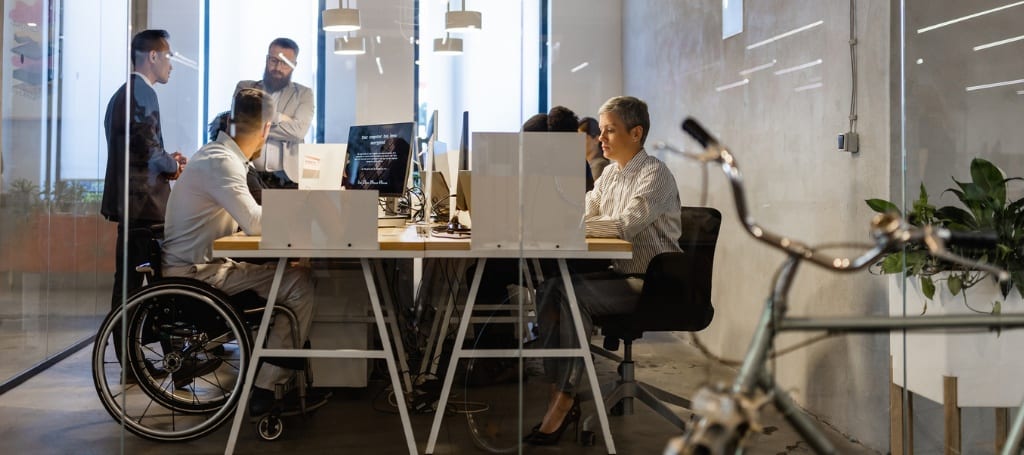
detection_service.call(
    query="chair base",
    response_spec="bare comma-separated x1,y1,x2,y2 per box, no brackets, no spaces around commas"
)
592,342,693,432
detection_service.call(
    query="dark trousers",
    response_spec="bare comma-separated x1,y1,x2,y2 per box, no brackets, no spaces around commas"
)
110,221,160,361
538,270,643,393
111,221,160,312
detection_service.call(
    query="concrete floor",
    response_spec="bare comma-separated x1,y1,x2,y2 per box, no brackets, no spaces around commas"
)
0,331,876,454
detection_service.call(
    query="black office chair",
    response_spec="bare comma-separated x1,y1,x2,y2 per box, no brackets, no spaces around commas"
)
591,206,721,431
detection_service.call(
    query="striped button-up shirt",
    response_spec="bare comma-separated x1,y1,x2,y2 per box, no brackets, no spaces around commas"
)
585,149,682,275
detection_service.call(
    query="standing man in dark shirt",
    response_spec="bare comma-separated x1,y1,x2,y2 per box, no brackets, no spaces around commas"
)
101,29,186,314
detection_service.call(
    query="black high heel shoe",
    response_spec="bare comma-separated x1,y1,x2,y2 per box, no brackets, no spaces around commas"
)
524,398,581,446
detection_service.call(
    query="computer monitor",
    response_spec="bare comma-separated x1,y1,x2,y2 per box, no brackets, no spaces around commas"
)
458,110,470,171
343,122,415,197
427,170,450,219
455,170,471,211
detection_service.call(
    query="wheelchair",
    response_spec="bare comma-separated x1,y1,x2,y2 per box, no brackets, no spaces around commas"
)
92,226,311,442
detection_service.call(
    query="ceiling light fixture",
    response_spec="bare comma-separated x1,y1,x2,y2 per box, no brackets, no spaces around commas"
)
323,1,360,32
433,33,463,55
334,36,366,55
445,1,482,33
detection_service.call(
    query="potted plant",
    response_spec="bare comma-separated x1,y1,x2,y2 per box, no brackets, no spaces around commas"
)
879,158,1024,411
4,178,42,217
49,180,87,213
866,158,1024,312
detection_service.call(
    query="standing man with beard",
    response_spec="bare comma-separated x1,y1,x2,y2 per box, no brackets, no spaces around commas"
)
234,37,313,189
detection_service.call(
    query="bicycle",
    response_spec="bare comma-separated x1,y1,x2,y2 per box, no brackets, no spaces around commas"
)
656,118,1024,454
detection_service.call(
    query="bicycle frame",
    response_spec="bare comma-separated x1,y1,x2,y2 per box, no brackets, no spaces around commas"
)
663,118,1024,455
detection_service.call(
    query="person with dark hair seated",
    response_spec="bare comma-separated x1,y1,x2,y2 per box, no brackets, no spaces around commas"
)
522,113,548,132
579,116,611,185
526,96,682,445
547,105,579,132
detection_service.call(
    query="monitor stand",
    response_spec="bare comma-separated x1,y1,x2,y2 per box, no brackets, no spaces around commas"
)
378,196,408,228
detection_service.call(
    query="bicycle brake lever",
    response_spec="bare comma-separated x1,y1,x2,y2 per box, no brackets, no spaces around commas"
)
653,141,721,163
922,226,1011,282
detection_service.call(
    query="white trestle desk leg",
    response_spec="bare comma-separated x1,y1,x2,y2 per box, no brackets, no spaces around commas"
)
372,259,413,394
417,259,441,378
426,258,486,454
362,259,417,454
430,258,467,376
530,258,545,285
559,258,617,454
225,258,287,454
419,289,446,378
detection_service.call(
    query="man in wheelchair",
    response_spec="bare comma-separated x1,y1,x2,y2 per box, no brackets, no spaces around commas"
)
161,87,325,418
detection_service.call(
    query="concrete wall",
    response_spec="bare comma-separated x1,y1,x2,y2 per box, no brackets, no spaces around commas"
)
623,1,893,450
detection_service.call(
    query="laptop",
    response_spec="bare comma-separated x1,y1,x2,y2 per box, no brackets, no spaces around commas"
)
296,143,347,190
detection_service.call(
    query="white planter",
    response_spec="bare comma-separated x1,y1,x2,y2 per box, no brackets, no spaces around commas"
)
890,274,1024,407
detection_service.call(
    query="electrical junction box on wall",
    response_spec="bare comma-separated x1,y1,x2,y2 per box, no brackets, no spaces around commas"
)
838,132,859,153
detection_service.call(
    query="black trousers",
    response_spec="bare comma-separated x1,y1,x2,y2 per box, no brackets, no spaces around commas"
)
110,221,160,312
110,221,160,362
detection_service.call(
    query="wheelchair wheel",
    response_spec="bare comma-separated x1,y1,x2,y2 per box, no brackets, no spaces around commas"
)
92,279,252,442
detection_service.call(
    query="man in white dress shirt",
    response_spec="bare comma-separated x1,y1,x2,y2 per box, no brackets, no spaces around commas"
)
162,88,322,417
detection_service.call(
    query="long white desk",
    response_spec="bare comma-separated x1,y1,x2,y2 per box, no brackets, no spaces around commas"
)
213,228,631,454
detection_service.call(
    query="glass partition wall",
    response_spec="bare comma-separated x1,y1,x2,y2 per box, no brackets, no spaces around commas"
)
0,0,124,388
18,0,1021,454
894,1,1024,453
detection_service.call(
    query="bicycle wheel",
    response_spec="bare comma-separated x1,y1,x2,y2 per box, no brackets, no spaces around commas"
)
462,358,523,453
92,279,251,442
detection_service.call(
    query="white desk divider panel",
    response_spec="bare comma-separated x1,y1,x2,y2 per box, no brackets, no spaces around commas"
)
297,143,347,190
470,132,586,251
262,189,378,250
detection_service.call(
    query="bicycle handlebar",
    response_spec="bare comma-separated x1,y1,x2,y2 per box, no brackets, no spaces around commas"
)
656,117,1010,281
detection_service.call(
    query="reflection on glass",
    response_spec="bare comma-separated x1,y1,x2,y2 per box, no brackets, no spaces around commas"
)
746,19,823,49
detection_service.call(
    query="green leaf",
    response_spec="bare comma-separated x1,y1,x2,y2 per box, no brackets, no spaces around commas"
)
993,300,1002,315
866,198,900,215
948,274,962,296
971,158,1006,207
879,254,905,274
935,206,978,230
921,276,936,300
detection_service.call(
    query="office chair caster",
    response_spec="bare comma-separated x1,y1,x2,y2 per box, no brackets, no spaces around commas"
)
580,430,597,447
258,414,284,441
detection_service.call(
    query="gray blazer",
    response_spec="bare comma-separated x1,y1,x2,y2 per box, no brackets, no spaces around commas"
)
233,80,314,178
